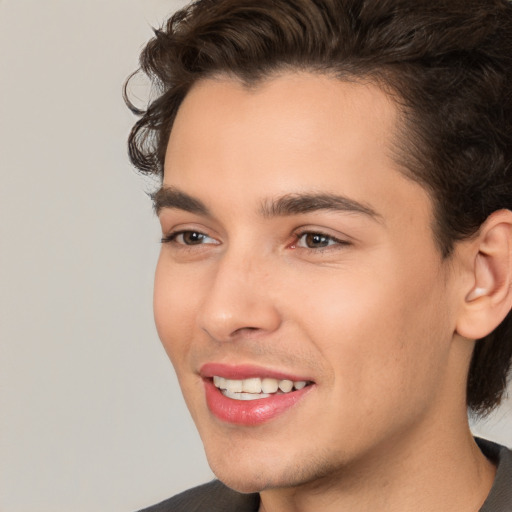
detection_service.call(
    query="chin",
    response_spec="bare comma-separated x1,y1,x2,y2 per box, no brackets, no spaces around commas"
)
204,443,342,494
213,472,272,494
210,466,302,494
204,448,278,492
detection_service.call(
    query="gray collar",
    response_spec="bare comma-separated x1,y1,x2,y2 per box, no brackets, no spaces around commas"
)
477,438,512,511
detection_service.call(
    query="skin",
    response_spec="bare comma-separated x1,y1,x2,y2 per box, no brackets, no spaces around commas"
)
154,73,497,511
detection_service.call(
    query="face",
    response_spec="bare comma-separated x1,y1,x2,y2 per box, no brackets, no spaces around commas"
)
154,73,464,493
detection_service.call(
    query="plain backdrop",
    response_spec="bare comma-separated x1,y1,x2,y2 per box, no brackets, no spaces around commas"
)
0,1,511,511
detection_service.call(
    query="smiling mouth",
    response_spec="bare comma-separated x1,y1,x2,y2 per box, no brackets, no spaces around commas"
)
213,376,312,401
202,366,315,425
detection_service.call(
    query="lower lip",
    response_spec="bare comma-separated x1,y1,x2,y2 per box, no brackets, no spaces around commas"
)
204,379,313,426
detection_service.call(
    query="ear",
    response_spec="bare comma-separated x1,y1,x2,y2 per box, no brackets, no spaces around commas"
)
456,210,512,340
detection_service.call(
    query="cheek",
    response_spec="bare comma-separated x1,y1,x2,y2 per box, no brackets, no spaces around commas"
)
290,254,452,405
153,255,200,369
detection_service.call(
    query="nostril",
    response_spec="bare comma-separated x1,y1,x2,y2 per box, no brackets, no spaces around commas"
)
231,326,262,337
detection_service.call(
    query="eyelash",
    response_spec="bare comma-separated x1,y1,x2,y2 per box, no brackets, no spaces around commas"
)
292,230,350,251
161,230,215,246
161,229,350,251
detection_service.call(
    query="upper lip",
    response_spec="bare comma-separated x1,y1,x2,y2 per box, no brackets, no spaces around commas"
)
200,362,313,382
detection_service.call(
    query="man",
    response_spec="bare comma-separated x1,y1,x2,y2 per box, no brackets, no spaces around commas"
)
126,0,512,510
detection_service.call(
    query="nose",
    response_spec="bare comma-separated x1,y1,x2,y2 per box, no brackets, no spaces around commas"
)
197,251,282,342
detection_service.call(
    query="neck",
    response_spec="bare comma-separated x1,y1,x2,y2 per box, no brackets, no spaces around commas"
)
258,421,496,512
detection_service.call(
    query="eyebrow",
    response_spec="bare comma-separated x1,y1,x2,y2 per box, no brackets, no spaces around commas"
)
153,186,381,221
152,186,210,216
260,193,381,220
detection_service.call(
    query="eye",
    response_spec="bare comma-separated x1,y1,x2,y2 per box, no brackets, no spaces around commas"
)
161,230,218,246
295,232,347,249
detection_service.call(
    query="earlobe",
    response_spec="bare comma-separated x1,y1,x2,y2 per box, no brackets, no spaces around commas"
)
456,210,512,340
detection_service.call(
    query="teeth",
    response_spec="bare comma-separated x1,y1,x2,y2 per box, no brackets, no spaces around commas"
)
213,376,225,388
279,379,293,392
223,390,271,400
261,378,279,393
242,378,262,393
213,376,310,397
226,379,243,393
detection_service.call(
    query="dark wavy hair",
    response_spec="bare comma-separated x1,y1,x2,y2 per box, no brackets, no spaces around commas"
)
125,0,512,415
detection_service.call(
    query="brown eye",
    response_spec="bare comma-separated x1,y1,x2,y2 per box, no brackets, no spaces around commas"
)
180,231,207,245
298,233,335,248
161,230,218,246
294,231,351,250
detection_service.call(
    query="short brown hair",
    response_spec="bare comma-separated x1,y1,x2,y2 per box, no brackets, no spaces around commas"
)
125,0,512,415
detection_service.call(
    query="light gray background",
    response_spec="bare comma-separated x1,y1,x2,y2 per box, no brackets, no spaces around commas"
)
0,1,511,511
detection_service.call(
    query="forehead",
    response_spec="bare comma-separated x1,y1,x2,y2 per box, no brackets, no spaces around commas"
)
166,73,399,179
163,72,432,230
